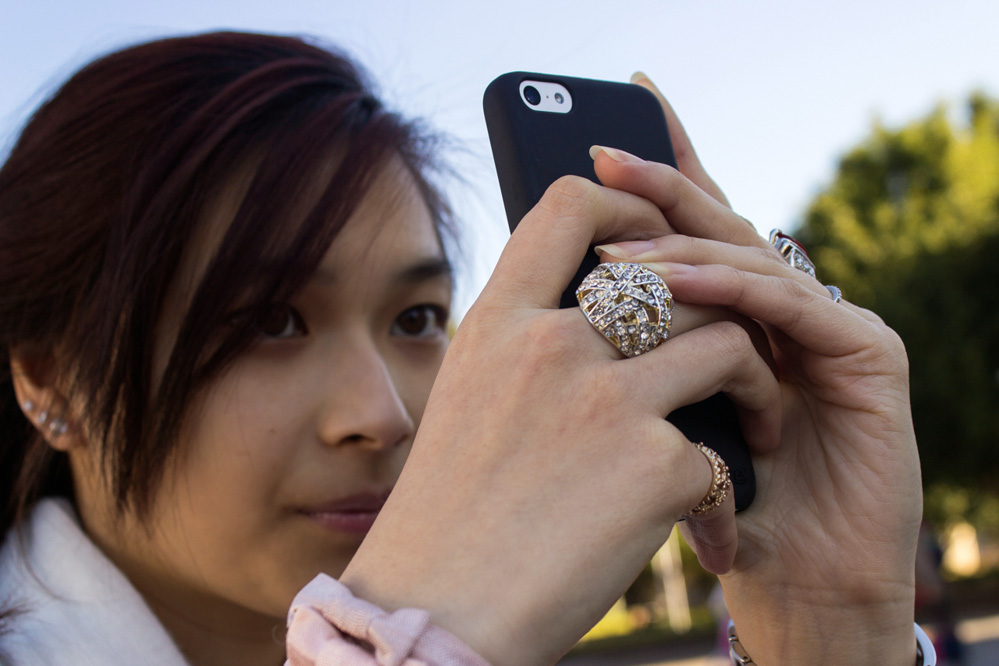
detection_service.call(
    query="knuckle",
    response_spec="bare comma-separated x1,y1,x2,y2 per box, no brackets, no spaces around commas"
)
537,176,602,224
519,311,579,363
658,233,697,257
752,244,784,267
578,364,626,417
885,326,908,358
866,324,910,375
650,164,684,210
596,362,640,405
778,273,814,300
762,276,811,325
702,320,755,361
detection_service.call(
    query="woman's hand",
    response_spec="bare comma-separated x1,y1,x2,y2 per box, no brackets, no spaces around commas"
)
341,174,781,665
591,76,922,665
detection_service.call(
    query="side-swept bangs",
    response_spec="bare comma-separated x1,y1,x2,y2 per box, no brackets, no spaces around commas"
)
0,31,454,526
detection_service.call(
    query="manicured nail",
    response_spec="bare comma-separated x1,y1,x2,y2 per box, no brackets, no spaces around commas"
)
589,145,644,163
642,262,697,277
630,72,666,97
595,241,656,259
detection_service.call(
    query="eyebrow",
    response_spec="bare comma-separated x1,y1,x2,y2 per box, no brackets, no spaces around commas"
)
309,256,453,287
392,257,453,285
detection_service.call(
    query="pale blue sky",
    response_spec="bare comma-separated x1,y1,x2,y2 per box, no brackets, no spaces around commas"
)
2,0,997,314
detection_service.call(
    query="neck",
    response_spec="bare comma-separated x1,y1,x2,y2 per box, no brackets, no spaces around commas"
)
143,591,287,666
87,523,288,666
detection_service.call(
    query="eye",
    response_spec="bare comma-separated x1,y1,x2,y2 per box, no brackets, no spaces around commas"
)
253,304,308,339
392,304,448,338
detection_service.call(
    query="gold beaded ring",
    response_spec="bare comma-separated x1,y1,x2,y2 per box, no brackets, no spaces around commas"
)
686,442,732,517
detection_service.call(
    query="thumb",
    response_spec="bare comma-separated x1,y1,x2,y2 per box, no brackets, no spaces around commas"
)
678,491,737,575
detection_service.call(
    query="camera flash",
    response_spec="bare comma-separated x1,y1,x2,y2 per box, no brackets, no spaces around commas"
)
554,92,564,104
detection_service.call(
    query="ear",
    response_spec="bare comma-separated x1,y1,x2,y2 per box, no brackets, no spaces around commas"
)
9,347,86,452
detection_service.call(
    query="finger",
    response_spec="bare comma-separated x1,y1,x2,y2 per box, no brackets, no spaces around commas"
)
580,294,778,373
589,147,768,250
678,492,737,575
645,262,872,357
630,72,730,208
661,301,774,351
597,234,831,299
573,259,777,372
594,247,780,369
611,319,782,454
597,234,876,326
839,299,885,325
485,176,674,309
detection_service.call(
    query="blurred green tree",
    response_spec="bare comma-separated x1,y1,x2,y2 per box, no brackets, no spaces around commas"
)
797,93,999,522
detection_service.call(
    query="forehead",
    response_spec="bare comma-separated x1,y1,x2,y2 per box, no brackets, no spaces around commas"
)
327,157,443,269
177,152,443,291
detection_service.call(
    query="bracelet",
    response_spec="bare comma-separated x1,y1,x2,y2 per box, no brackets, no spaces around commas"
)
915,622,938,666
727,621,755,665
727,620,938,666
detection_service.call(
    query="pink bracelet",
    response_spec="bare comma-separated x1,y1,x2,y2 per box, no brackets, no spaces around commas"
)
286,574,490,665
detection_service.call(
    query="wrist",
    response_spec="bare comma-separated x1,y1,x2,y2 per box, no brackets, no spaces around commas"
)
728,621,935,666
340,521,547,666
720,579,916,665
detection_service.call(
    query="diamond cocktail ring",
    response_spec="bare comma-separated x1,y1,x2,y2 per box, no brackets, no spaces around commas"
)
576,262,673,358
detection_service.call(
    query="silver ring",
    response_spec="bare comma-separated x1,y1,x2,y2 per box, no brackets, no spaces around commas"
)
825,285,843,303
769,228,817,278
576,262,673,358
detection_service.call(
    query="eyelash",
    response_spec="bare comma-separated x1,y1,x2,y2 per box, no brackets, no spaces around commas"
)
232,303,308,340
391,304,449,339
234,303,448,341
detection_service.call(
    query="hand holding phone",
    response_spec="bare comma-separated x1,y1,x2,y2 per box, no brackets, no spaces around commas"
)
483,72,756,511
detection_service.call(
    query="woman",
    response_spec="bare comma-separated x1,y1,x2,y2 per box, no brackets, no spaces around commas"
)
0,32,926,666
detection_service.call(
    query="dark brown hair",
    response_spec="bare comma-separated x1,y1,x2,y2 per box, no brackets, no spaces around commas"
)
0,31,453,542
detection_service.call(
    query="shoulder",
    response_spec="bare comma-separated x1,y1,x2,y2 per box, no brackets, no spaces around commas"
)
0,498,190,666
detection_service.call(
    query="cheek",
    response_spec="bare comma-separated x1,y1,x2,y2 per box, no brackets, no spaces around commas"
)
395,343,448,425
170,366,305,535
150,368,312,609
183,365,303,478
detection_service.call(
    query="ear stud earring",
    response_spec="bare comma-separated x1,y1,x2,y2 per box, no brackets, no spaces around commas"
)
48,418,69,436
21,400,69,436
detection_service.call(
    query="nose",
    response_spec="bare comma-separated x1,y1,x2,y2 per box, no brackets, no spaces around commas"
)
316,339,414,451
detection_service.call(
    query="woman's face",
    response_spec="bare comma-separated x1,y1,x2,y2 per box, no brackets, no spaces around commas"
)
73,159,452,629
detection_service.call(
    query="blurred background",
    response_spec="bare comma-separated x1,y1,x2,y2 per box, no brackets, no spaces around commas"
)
3,1,997,663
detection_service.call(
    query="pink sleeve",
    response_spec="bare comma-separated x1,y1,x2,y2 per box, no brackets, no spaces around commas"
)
285,574,491,666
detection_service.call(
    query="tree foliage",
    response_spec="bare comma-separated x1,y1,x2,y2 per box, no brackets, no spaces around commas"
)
798,93,999,504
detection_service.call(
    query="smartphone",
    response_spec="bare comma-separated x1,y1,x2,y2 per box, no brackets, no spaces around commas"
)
483,72,755,511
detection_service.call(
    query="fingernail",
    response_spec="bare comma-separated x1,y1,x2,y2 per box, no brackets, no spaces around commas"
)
642,261,697,276
595,241,656,259
631,72,667,98
589,145,644,163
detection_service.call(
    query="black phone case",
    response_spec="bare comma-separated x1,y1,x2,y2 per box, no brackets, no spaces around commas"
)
484,72,755,511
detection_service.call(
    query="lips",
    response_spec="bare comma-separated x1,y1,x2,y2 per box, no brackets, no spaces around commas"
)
298,490,391,535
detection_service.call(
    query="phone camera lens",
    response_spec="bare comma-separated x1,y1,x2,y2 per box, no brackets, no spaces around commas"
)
554,92,564,104
523,85,541,106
